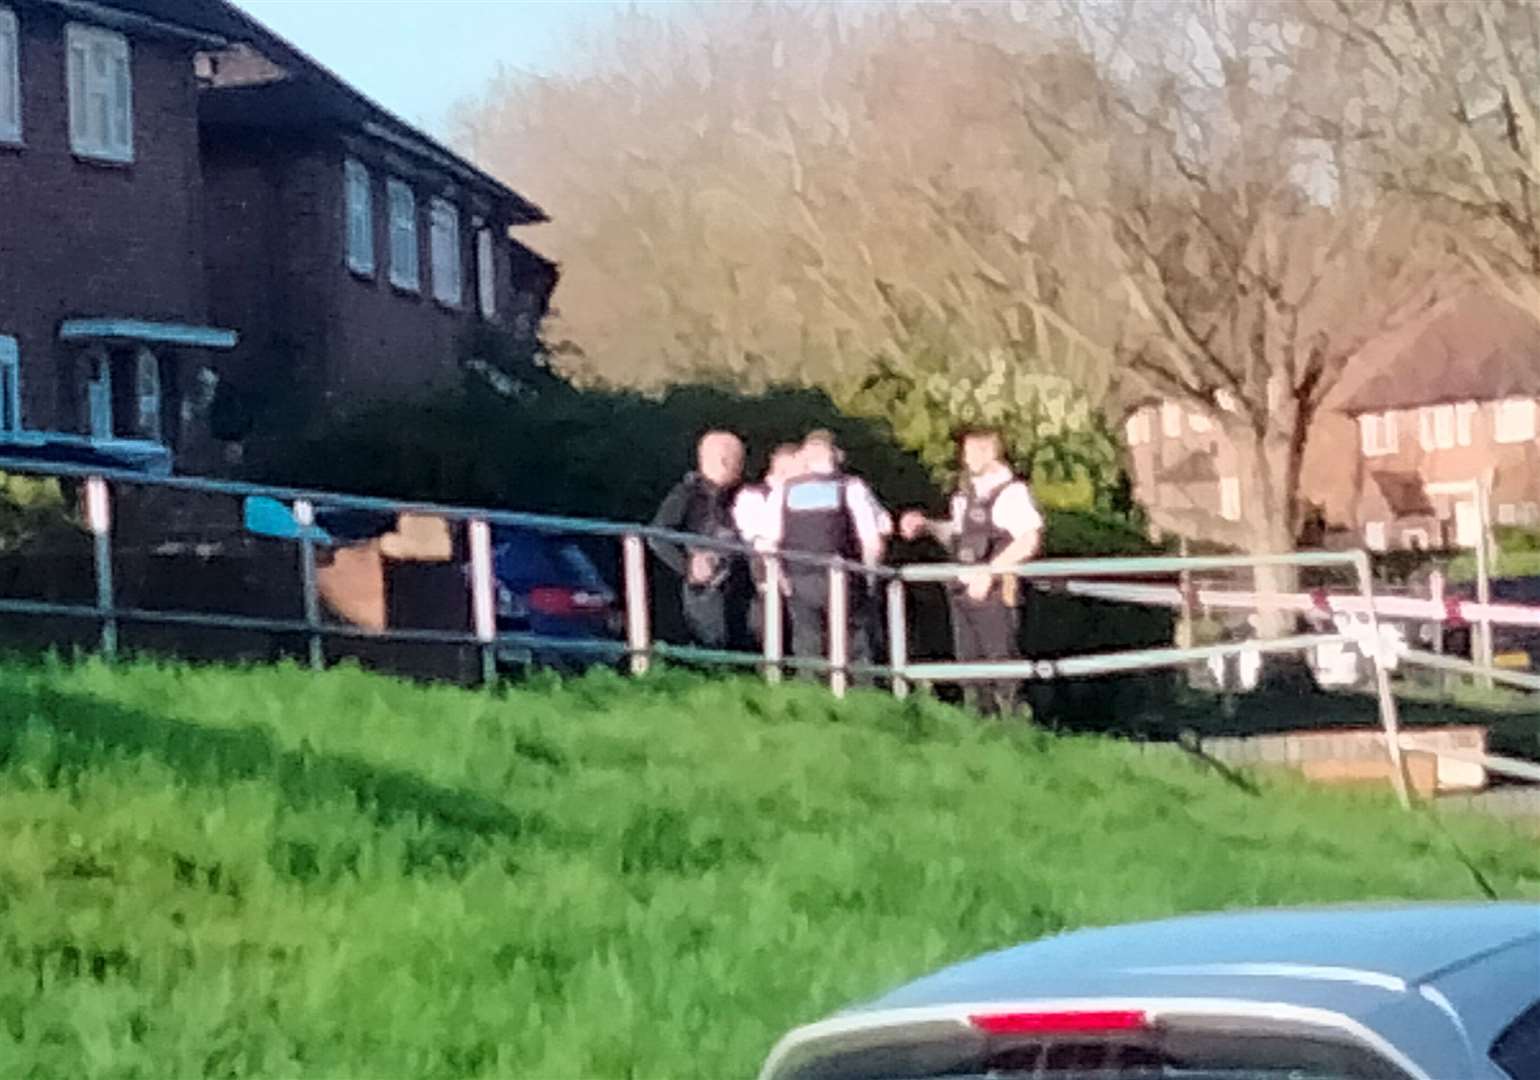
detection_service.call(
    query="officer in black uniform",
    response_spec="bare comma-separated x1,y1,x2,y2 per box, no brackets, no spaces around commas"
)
767,431,887,671
649,430,750,651
900,427,1043,715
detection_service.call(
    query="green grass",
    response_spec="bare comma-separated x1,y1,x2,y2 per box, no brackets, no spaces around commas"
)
1444,548,1540,582
1,660,1539,1078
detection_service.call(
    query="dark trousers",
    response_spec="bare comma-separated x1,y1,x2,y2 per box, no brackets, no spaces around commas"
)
788,580,873,680
750,589,794,651
681,580,751,652
950,594,1022,716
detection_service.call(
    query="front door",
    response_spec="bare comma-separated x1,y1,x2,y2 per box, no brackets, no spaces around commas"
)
1454,499,1480,548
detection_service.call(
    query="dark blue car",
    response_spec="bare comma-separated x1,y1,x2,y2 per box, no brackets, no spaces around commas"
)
490,527,622,672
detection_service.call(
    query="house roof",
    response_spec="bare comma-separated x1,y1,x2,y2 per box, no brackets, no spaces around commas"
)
91,0,546,224
1370,471,1434,519
1340,292,1540,415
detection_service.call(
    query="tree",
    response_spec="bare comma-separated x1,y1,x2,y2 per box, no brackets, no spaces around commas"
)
451,3,1120,499
1005,1,1447,624
1306,0,1540,312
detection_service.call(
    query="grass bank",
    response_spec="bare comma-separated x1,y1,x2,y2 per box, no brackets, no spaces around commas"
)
0,660,1537,1078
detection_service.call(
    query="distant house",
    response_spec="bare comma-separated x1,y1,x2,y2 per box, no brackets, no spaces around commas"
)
1123,395,1247,545
1122,292,1540,553
1337,292,1540,551
0,0,554,474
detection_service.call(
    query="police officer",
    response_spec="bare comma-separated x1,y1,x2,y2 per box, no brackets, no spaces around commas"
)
732,442,803,647
900,427,1042,715
649,430,750,650
766,430,886,671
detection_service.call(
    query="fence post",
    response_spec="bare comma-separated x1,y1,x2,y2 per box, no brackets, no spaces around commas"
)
1428,568,1448,701
623,533,651,676
887,576,909,699
763,555,784,684
468,518,496,687
1355,550,1411,809
86,476,116,660
1475,475,1495,688
828,565,848,699
293,499,323,671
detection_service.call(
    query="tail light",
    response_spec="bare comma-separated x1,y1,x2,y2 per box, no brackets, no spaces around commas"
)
528,586,612,617
969,1010,1149,1036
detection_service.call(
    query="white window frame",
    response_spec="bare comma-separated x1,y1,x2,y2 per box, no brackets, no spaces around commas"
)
1359,412,1397,457
1495,398,1536,444
66,23,132,163
1188,411,1213,433
343,157,374,276
1161,401,1183,438
1456,401,1476,446
0,334,19,433
1125,410,1151,447
476,226,497,319
386,178,419,292
1401,529,1429,551
1219,476,1241,521
0,7,20,146
1364,521,1387,552
1419,404,1457,451
429,197,462,307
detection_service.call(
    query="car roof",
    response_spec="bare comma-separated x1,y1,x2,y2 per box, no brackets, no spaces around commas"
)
852,902,1540,1015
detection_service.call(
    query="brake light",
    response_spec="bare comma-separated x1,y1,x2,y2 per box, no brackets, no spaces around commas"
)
969,1010,1149,1036
528,586,611,616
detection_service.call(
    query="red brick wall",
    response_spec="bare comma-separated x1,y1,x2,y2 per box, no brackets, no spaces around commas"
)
0,5,206,430
203,131,539,447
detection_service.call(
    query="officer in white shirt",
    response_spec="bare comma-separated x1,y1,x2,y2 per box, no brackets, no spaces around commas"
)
732,442,803,645
764,430,887,670
900,427,1042,715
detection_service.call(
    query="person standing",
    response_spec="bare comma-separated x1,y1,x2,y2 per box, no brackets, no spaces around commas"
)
900,428,1042,715
732,442,803,647
649,431,750,650
766,430,887,672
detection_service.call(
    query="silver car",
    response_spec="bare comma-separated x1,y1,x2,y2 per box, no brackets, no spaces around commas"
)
758,902,1540,1080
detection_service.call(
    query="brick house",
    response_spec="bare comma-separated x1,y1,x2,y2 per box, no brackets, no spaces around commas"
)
0,0,553,474
1122,292,1540,553
1123,396,1248,545
1338,292,1540,552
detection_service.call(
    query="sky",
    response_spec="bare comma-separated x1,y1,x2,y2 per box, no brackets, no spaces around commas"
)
231,0,646,136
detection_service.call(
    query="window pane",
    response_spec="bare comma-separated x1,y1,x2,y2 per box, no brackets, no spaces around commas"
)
477,228,496,317
0,9,18,140
111,50,129,151
344,159,373,273
388,181,418,289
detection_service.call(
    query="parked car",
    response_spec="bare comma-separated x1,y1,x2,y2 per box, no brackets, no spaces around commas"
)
757,902,1540,1080
489,526,622,673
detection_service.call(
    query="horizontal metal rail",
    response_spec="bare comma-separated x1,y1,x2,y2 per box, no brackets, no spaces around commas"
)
0,453,884,578
1399,648,1540,693
898,550,1361,584
1396,735,1540,785
0,594,631,660
901,633,1345,683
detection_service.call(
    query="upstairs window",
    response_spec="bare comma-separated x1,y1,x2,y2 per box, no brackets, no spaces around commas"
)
1359,412,1397,456
343,158,373,275
1124,410,1151,447
1496,398,1536,444
66,23,132,163
387,178,419,291
0,7,19,145
1160,401,1183,438
429,197,462,306
1457,401,1477,445
476,227,497,319
1419,404,1457,450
